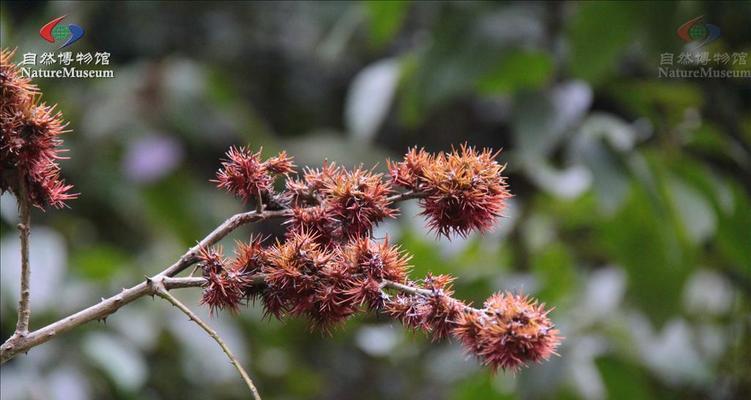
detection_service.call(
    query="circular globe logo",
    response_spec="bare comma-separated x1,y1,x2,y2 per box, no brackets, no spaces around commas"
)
688,24,708,41
677,16,720,48
51,24,71,42
39,15,85,49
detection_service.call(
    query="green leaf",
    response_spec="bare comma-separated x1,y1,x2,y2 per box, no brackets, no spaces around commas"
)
477,50,554,95
716,182,751,269
71,246,129,281
366,0,410,47
567,2,641,83
531,243,576,304
599,182,694,327
596,356,656,400
451,374,517,400
607,81,703,127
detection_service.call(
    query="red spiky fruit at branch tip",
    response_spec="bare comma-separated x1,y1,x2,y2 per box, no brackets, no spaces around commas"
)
454,292,561,372
389,144,511,238
1,49,77,209
201,143,560,371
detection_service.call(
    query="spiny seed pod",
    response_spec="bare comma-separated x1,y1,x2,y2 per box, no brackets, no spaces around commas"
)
207,144,561,372
198,246,227,276
320,167,396,238
387,147,433,190
1,49,77,209
341,237,410,283
197,246,253,314
284,205,339,246
1,49,37,106
390,144,511,238
230,235,268,300
202,268,249,314
213,146,295,205
265,151,295,174
231,235,267,275
261,231,334,318
384,294,428,330
301,160,343,192
284,177,319,207
456,292,561,371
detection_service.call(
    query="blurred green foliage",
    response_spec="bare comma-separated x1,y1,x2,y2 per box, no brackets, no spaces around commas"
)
1,1,749,400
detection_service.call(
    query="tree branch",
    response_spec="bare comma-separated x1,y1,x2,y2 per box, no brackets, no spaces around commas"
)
15,175,32,335
1,191,423,364
151,278,261,399
0,277,204,363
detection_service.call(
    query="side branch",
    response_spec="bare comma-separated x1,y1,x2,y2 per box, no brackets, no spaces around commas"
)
1,191,422,364
15,175,32,335
152,280,261,400
0,277,203,363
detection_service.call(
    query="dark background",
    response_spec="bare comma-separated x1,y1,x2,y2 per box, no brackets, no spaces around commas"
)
1,1,749,399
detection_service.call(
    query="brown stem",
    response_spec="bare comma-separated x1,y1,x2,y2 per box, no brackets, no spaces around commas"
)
0,190,423,363
153,279,261,400
15,175,32,335
0,277,203,363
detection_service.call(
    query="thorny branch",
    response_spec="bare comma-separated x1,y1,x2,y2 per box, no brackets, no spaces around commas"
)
0,191,420,364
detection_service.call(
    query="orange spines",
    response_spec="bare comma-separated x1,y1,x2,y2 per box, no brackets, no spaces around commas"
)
390,144,511,237
455,293,561,372
213,146,295,205
319,166,397,238
1,49,77,209
339,238,411,311
198,246,249,314
284,205,338,246
207,144,560,372
341,237,410,284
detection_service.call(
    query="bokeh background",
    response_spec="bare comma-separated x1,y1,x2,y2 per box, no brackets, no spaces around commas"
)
1,1,750,399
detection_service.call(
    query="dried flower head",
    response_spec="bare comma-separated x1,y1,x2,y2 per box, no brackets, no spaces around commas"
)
213,146,295,205
1,49,77,209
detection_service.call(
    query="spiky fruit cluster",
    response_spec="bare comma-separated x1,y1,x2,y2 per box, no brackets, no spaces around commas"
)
389,144,511,237
204,144,560,371
1,49,77,209
453,293,560,371
214,146,295,206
